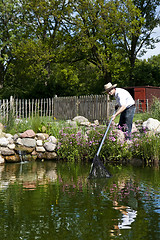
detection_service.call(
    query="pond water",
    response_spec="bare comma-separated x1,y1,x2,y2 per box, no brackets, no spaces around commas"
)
0,161,159,240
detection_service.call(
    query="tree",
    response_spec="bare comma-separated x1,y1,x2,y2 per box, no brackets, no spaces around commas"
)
133,54,160,87
64,0,143,88
118,0,160,85
1,0,73,98
0,0,24,88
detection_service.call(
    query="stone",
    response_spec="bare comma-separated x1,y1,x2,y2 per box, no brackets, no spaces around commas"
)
44,142,56,152
20,154,35,162
0,155,5,164
15,145,34,154
13,134,19,141
37,151,57,160
80,121,91,126
72,116,89,124
5,133,13,138
0,147,7,153
43,133,49,140
21,138,36,148
1,148,15,156
36,140,43,146
8,144,15,150
0,137,9,147
31,150,38,156
21,129,36,138
5,154,20,163
94,120,99,126
16,138,23,145
8,138,14,144
143,118,160,133
36,133,46,141
36,146,46,152
48,136,57,144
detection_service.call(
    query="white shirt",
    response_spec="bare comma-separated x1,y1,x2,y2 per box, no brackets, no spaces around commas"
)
115,88,135,108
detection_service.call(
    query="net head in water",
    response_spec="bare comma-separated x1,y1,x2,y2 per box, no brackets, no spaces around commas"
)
88,155,112,179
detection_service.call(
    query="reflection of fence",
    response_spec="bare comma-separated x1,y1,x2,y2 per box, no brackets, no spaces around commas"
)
0,96,148,123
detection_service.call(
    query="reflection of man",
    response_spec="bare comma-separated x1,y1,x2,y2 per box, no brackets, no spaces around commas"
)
113,201,137,230
104,82,136,139
110,201,137,236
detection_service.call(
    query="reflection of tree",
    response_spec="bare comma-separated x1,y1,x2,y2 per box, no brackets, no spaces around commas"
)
0,162,159,239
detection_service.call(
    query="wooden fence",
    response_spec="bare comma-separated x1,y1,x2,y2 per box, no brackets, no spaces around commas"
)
0,95,148,123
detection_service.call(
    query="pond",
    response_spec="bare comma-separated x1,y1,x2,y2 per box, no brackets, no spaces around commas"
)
0,161,159,240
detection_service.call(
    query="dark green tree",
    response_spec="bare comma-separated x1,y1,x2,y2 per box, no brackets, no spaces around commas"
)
133,54,160,87
0,0,24,88
64,0,143,88
119,0,160,85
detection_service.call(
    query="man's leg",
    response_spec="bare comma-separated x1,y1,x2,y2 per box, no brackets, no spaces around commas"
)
125,106,136,139
118,111,126,132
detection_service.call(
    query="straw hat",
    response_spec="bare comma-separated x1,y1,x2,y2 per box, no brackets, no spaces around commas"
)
103,82,117,93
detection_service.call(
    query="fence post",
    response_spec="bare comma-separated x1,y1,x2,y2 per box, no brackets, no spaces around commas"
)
10,96,14,117
146,99,148,112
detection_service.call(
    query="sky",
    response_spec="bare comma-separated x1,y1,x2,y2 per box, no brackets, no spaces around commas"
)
139,26,160,60
139,6,160,60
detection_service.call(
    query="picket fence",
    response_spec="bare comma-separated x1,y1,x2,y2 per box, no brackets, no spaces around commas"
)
0,95,147,123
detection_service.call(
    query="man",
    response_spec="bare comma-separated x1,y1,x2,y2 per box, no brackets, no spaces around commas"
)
104,82,136,139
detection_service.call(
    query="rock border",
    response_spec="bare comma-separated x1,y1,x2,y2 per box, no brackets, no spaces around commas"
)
0,130,58,164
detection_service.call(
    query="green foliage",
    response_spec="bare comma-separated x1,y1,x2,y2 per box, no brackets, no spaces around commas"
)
133,58,160,87
131,132,160,165
0,0,160,98
149,97,160,121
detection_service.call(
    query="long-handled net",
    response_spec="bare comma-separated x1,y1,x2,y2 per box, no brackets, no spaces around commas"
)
88,112,115,179
88,155,111,179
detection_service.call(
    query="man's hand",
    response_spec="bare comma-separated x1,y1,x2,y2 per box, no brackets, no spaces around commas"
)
111,114,116,121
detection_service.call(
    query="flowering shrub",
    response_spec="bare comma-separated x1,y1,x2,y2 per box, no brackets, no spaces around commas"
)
57,124,160,165
130,132,160,165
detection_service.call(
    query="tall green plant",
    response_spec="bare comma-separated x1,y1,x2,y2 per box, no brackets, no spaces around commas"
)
149,97,160,121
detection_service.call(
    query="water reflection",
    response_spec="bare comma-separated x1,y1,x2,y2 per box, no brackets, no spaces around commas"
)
0,162,159,240
0,161,58,191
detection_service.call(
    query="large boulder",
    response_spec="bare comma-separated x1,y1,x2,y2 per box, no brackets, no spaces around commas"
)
21,129,36,138
44,142,56,152
73,116,89,124
21,138,36,148
143,118,160,133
